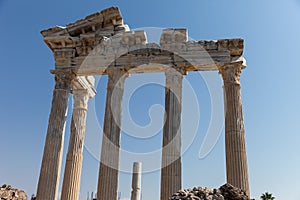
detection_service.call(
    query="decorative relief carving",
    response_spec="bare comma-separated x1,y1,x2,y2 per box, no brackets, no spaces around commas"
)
218,39,244,56
218,39,229,51
228,39,244,56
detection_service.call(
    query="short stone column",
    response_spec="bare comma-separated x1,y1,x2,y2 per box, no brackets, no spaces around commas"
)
160,69,183,200
36,73,74,200
131,162,142,200
97,69,127,200
219,63,250,196
61,89,90,200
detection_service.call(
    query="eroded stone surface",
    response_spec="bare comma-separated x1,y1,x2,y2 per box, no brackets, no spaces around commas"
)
161,69,183,200
37,6,250,200
40,7,246,74
218,63,250,196
0,184,27,200
169,184,249,200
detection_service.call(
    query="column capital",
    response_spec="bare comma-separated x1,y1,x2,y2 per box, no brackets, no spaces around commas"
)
218,63,245,85
54,73,76,90
72,89,89,111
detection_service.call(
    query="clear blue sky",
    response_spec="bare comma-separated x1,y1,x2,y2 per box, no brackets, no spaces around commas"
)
1,0,300,199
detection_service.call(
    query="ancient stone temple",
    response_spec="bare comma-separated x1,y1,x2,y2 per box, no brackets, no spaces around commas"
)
37,7,250,200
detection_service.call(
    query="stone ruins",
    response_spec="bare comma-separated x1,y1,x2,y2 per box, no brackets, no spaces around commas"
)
0,184,27,200
170,184,249,200
36,6,250,200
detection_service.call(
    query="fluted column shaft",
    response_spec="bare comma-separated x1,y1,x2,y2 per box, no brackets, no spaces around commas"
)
37,73,74,200
97,69,127,200
131,162,142,200
160,69,183,200
61,89,90,200
219,64,250,196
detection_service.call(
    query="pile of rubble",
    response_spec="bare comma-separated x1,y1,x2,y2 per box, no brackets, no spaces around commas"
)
0,184,27,200
170,183,249,200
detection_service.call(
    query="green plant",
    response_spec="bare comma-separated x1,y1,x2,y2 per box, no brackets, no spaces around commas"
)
260,192,275,200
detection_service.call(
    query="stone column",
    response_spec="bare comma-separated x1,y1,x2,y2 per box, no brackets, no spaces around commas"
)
131,162,142,200
97,69,127,200
219,63,250,196
61,89,90,200
36,73,74,200
160,69,183,200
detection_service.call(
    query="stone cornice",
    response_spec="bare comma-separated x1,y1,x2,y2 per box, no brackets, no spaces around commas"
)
41,7,129,51
41,7,123,37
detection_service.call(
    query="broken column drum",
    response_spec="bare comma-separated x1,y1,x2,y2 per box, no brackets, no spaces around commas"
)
37,6,250,200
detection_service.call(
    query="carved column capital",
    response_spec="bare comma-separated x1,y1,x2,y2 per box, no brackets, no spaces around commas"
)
73,89,89,111
218,63,245,85
54,73,76,90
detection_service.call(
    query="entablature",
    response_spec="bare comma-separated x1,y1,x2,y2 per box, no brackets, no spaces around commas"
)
42,7,246,76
